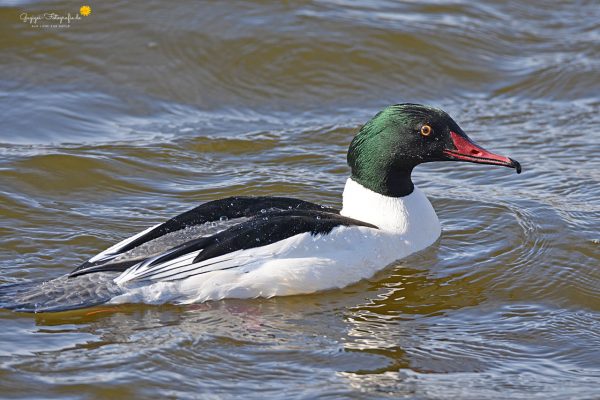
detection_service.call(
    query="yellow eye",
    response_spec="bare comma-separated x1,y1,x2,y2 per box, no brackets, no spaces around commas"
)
420,124,432,136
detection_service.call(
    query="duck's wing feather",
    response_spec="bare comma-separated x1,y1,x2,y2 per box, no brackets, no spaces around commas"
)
70,197,337,278
114,210,378,284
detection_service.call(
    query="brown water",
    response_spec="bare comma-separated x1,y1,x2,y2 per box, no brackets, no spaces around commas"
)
1,0,599,398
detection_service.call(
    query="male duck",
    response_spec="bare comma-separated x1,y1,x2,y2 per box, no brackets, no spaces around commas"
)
29,104,521,307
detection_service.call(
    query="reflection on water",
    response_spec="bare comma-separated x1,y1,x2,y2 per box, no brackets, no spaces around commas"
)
1,0,599,398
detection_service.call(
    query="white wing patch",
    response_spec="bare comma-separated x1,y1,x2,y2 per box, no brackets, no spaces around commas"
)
115,250,263,285
87,217,253,269
88,224,161,263
115,249,203,283
113,232,309,286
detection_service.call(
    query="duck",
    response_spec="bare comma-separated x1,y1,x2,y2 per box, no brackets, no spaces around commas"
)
9,104,522,309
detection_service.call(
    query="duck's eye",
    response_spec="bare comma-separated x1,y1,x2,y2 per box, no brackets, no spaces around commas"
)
420,124,432,136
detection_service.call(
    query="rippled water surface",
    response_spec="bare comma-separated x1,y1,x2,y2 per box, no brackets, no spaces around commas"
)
1,0,599,398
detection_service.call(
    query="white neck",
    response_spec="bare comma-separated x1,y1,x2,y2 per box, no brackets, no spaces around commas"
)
340,178,441,239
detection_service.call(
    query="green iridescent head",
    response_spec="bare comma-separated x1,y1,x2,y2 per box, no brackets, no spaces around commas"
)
348,104,521,197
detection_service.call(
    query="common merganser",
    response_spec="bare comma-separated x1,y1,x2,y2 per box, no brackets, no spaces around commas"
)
3,104,521,310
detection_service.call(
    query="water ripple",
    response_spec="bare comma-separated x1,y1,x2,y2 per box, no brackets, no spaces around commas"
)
1,0,599,398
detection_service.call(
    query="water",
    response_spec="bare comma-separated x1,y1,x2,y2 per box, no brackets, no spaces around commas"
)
1,0,599,398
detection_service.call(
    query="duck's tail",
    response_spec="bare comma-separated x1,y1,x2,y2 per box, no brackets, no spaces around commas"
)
0,272,123,313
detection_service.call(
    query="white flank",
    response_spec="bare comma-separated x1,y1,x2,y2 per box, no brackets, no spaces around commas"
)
110,178,441,305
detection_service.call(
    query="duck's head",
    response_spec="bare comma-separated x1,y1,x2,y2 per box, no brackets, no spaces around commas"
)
348,104,521,197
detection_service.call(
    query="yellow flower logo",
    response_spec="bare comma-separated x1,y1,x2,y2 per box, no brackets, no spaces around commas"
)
80,5,91,17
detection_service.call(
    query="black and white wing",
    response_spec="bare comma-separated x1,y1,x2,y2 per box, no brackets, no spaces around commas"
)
70,197,337,278
114,210,378,285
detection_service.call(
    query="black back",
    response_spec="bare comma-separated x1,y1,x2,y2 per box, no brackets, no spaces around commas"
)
70,196,340,278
